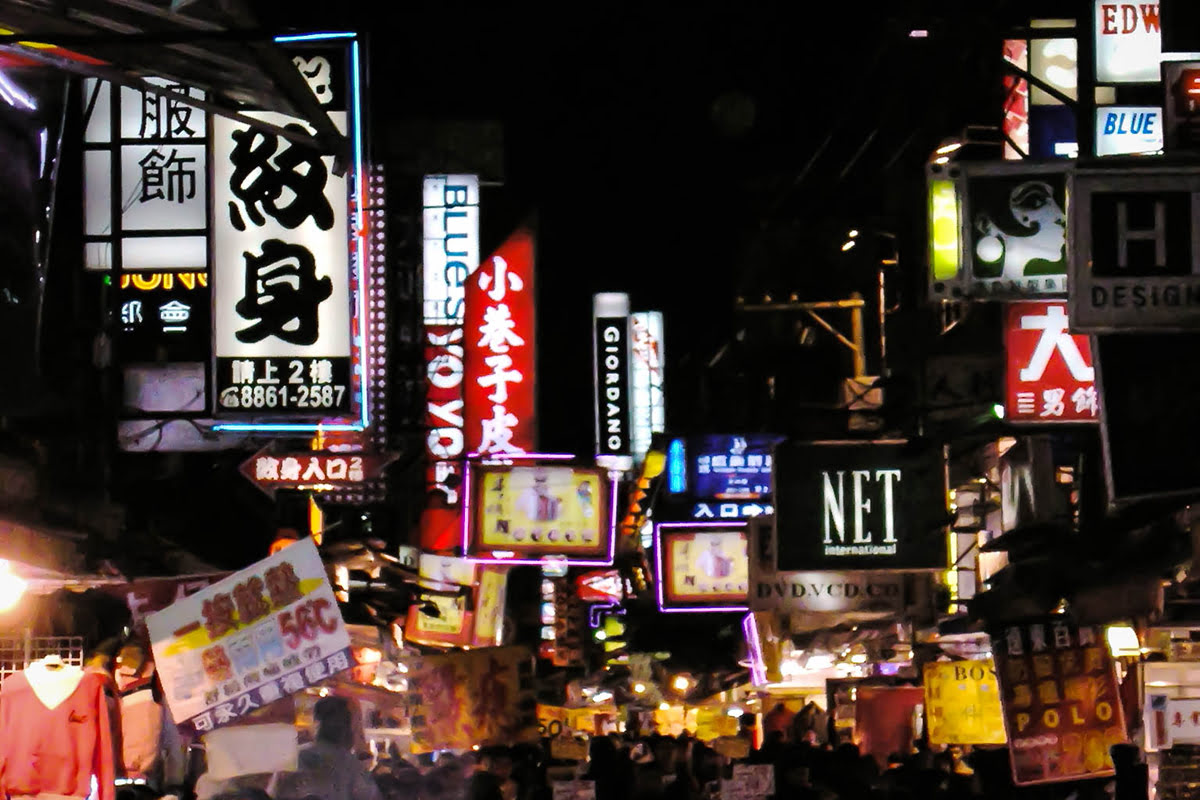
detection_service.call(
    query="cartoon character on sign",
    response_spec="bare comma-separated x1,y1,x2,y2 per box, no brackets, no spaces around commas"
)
974,180,1066,280
516,473,562,522
696,538,733,580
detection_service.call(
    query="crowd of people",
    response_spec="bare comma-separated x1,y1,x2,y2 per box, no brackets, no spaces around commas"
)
197,696,1149,800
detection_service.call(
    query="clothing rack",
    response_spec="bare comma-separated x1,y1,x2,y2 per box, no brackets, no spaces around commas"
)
0,632,84,682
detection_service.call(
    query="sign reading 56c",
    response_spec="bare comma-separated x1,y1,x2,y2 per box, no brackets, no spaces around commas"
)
278,598,339,649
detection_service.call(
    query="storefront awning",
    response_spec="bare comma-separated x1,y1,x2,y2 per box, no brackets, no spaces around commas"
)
0,0,349,164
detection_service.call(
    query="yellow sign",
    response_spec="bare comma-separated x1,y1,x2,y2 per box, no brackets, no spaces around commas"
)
929,179,960,281
473,567,508,647
473,466,609,556
408,647,529,753
924,659,1007,745
694,707,739,741
663,529,748,604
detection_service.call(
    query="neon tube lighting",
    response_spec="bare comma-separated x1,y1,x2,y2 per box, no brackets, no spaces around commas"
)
655,521,749,614
743,613,768,686
221,33,368,434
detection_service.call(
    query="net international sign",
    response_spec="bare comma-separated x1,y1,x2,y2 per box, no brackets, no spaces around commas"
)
1068,167,1200,331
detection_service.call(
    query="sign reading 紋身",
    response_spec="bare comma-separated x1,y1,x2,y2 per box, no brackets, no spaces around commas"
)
990,620,1126,786
146,537,351,733
924,660,1007,745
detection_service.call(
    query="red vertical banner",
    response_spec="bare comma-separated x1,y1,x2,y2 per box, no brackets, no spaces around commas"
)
464,227,537,455
1005,301,1098,423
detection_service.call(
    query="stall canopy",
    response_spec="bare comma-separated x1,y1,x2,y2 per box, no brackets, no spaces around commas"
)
0,0,349,162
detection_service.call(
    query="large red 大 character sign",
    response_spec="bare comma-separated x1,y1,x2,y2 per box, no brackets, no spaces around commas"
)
1005,301,1098,423
464,227,537,455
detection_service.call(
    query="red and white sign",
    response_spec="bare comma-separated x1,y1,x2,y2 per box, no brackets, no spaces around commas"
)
1094,1,1161,84
1005,301,1099,423
464,227,537,455
239,447,396,497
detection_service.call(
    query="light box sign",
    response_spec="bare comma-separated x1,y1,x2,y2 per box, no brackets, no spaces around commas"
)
465,463,615,564
1005,301,1099,423
463,227,537,455
1095,0,1162,84
118,272,211,363
592,293,632,467
630,311,666,461
422,174,480,510
774,441,948,571
929,163,1069,300
1164,61,1200,152
655,522,748,613
212,42,357,420
1095,106,1162,154
686,435,781,500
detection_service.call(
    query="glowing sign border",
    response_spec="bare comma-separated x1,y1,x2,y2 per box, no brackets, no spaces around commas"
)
654,521,749,614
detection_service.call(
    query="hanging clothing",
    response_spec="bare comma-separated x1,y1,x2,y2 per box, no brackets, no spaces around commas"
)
0,664,118,800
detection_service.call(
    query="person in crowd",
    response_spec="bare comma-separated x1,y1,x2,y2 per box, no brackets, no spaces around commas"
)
268,696,382,800
478,746,518,800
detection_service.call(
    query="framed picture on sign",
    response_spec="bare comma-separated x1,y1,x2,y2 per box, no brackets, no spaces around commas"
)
656,522,749,613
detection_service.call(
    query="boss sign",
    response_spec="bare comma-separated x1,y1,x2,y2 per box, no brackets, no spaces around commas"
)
1005,302,1098,423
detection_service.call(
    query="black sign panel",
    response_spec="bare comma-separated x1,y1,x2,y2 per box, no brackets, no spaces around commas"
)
215,356,352,415
117,275,210,362
774,441,947,571
1097,332,1200,501
593,315,632,459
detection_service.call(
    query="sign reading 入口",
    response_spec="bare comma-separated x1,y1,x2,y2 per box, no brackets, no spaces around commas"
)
1068,167,1200,331
773,440,947,571
1005,301,1099,423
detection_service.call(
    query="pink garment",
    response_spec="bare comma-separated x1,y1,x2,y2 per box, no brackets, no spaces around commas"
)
0,669,117,800
119,683,163,780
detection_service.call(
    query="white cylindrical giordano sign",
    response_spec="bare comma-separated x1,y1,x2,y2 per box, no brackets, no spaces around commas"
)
592,293,633,471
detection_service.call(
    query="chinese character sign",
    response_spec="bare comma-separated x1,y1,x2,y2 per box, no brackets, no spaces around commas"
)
145,537,351,733
990,621,1126,786
659,526,749,607
463,227,537,455
923,660,1007,745
470,465,611,558
1005,301,1098,422
630,311,665,462
212,48,353,417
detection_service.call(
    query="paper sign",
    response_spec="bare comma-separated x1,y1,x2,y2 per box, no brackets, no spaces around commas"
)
146,537,351,732
552,780,595,800
924,660,1008,745
732,764,774,797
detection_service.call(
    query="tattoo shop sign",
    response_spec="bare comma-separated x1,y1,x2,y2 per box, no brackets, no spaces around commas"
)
213,45,354,417
239,445,397,498
146,536,351,733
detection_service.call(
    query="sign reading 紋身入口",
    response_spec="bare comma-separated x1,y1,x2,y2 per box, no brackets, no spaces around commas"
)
1005,301,1099,423
1067,168,1200,332
145,537,351,734
213,44,354,418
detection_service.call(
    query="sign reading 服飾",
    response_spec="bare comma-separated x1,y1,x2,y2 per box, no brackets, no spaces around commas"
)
213,46,353,417
655,523,748,611
1005,301,1099,423
923,660,1007,746
990,620,1126,786
592,293,632,468
463,227,537,455
423,175,480,507
468,464,611,560
773,441,947,571
630,311,665,462
1067,167,1200,331
145,537,351,733
1095,0,1162,84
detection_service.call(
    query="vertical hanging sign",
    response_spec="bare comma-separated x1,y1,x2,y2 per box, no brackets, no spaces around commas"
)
212,45,353,418
593,293,632,470
463,226,537,455
630,311,665,462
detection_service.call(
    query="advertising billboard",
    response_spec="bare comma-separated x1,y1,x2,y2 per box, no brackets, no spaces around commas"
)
463,226,537,455
929,163,1069,301
1095,106,1163,155
773,440,948,571
1095,0,1162,84
630,311,665,462
924,660,1007,746
991,620,1126,786
1004,301,1099,423
592,293,632,468
212,43,357,420
464,462,615,564
668,435,782,500
655,522,748,612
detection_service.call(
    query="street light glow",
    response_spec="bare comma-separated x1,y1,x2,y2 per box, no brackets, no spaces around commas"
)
0,560,26,613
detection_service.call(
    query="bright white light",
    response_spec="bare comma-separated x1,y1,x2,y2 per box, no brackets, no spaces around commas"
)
935,142,962,155
933,156,950,165
595,630,608,641
0,561,26,613
848,229,860,239
659,702,671,711
593,691,614,703
806,654,835,670
633,682,647,693
673,675,690,691
1106,625,1141,657
841,240,856,252
849,652,868,664
780,658,802,678
909,29,929,38
727,707,744,718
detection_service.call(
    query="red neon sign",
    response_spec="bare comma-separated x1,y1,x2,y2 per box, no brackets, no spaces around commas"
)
1005,301,1098,423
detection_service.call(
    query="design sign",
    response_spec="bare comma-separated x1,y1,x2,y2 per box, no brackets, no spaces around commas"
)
213,45,354,417
1005,302,1099,423
1067,168,1200,331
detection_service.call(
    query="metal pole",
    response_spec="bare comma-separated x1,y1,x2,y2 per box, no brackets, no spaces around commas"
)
850,292,866,379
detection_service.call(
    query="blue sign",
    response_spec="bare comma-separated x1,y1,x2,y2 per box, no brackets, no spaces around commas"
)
691,501,774,520
678,434,782,500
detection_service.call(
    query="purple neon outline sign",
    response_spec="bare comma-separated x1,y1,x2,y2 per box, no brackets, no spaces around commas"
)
461,455,619,566
743,612,768,686
654,520,749,613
